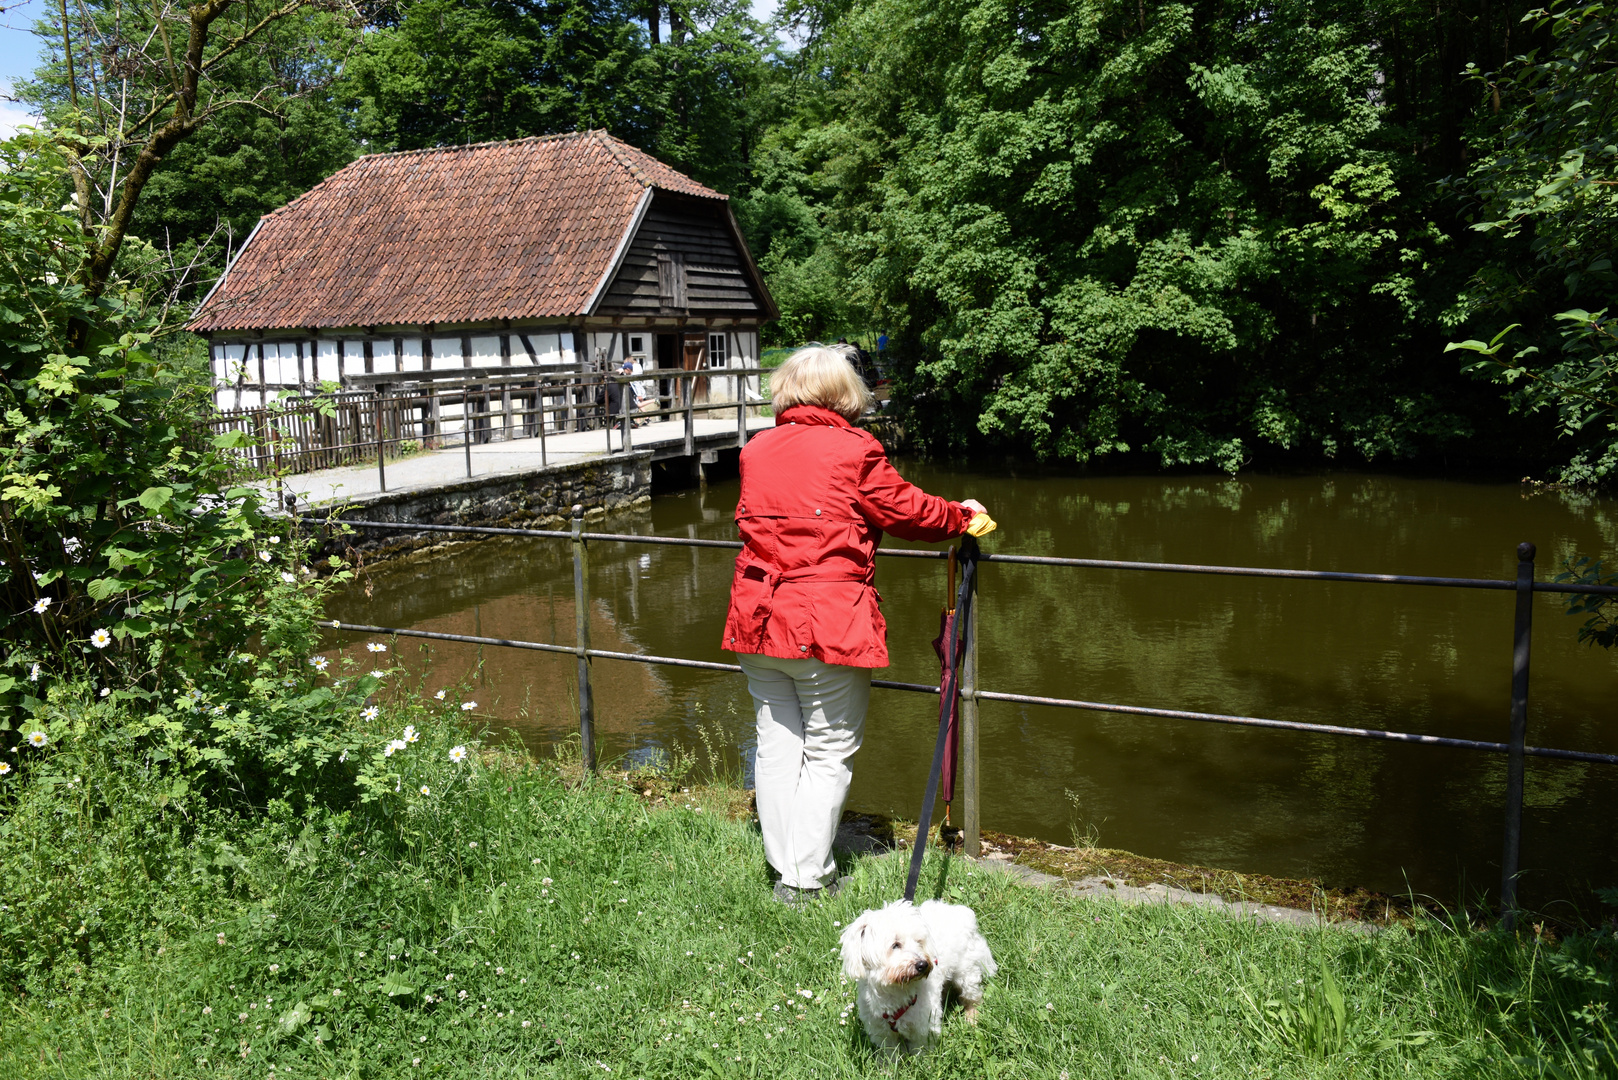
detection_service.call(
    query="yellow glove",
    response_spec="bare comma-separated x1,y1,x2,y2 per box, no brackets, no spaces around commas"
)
966,511,997,537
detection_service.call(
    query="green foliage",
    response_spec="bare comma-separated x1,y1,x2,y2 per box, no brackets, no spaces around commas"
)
1451,1,1618,485
345,0,773,193
0,133,309,726
748,0,1480,470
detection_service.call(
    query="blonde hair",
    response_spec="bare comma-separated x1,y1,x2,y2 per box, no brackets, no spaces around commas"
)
769,346,875,421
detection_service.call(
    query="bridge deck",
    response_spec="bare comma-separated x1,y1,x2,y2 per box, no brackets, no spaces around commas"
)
270,412,774,506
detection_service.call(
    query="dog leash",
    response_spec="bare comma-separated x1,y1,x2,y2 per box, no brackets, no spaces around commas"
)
903,535,979,903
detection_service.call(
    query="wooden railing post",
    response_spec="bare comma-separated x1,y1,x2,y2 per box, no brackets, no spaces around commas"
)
571,504,597,772
1501,541,1536,929
684,372,695,457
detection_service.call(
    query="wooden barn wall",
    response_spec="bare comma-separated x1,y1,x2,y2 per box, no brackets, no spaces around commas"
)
595,193,762,318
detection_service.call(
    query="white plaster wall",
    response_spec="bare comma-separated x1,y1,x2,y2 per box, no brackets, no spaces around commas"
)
401,338,424,372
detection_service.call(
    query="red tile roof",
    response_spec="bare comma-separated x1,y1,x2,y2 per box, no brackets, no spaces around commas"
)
188,130,726,332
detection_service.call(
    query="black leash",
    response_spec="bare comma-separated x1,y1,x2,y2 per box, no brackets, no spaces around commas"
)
903,536,979,903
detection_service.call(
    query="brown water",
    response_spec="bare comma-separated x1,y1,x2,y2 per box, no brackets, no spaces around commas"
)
326,466,1618,904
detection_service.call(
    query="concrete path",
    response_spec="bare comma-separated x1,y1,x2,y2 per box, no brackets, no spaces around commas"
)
269,413,774,506
835,823,1375,932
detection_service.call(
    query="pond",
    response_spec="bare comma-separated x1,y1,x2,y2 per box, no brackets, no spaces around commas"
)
325,464,1618,905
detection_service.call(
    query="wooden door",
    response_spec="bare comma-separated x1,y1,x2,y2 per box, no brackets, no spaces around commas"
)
683,337,708,404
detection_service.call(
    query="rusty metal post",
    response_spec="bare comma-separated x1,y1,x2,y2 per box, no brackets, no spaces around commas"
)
571,504,597,772
1501,541,1536,928
374,388,387,494
737,381,747,448
960,548,981,858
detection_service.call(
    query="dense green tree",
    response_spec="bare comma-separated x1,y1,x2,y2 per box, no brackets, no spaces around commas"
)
343,0,773,193
750,0,1532,467
1448,1,1618,487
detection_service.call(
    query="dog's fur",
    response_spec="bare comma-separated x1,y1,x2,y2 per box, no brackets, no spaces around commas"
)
838,899,996,1054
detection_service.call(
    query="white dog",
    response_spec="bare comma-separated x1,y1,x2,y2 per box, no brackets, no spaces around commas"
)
839,899,997,1054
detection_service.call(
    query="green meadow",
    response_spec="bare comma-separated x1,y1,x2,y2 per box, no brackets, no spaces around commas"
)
2,685,1614,1080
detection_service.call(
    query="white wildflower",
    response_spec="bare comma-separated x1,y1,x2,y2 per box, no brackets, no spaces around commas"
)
434,689,446,700
361,706,380,721
460,701,477,711
403,725,418,743
384,739,405,756
280,572,296,584
0,763,11,777
309,656,329,672
89,628,111,648
27,731,47,749
419,785,430,796
28,662,40,682
366,642,387,653
448,745,468,763
32,597,51,614
258,551,272,562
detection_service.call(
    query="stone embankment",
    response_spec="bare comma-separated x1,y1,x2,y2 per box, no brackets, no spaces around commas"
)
311,452,651,561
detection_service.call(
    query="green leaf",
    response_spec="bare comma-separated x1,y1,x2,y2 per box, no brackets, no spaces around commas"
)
277,1000,313,1034
211,430,248,449
135,486,174,511
378,974,416,998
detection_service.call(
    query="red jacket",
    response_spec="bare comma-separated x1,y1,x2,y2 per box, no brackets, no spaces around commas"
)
722,404,971,668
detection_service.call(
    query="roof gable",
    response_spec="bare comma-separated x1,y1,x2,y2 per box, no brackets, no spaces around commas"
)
188,130,727,332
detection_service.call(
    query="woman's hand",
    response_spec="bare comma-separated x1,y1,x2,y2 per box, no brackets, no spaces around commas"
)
960,499,987,516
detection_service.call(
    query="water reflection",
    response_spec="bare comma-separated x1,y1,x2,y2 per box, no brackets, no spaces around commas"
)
328,469,1618,903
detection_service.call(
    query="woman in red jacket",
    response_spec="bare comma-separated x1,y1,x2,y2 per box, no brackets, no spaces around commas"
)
723,346,986,905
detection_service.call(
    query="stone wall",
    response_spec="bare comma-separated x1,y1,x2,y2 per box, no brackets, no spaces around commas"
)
316,452,652,561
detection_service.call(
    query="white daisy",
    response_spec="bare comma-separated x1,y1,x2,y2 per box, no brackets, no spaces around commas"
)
28,663,40,682
384,739,406,756
280,572,296,584
448,745,467,763
309,656,329,672
460,701,477,711
32,597,51,614
0,762,12,776
403,725,419,744
89,628,111,648
27,731,48,748
269,535,281,545
338,749,348,763
370,670,386,679
366,642,387,653
434,689,447,700
258,551,272,562
361,706,380,721
420,785,430,795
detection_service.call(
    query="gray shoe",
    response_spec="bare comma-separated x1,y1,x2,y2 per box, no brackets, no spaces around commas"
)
823,875,852,899
773,881,817,907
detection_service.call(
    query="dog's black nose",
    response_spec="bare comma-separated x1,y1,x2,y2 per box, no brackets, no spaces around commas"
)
915,959,932,978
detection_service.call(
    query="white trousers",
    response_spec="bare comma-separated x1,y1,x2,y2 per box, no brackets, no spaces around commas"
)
739,653,872,889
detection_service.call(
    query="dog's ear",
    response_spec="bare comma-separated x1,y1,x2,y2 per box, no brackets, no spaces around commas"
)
840,914,873,980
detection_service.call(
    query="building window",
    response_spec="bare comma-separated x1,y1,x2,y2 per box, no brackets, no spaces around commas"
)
629,335,646,356
708,333,727,367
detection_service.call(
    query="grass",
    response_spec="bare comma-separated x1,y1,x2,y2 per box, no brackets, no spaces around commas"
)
3,713,1616,1079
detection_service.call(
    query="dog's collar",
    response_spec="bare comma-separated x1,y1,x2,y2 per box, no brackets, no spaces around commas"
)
881,995,919,1032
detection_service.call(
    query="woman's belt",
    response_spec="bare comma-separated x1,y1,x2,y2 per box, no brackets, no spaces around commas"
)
738,561,875,628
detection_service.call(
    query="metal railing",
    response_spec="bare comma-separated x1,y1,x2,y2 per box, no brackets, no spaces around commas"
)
210,366,768,485
306,511,1618,926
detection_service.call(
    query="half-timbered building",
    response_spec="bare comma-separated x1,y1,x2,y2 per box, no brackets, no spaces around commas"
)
188,130,777,412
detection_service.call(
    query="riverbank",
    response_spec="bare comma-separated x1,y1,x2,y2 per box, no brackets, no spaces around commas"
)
5,706,1615,1079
